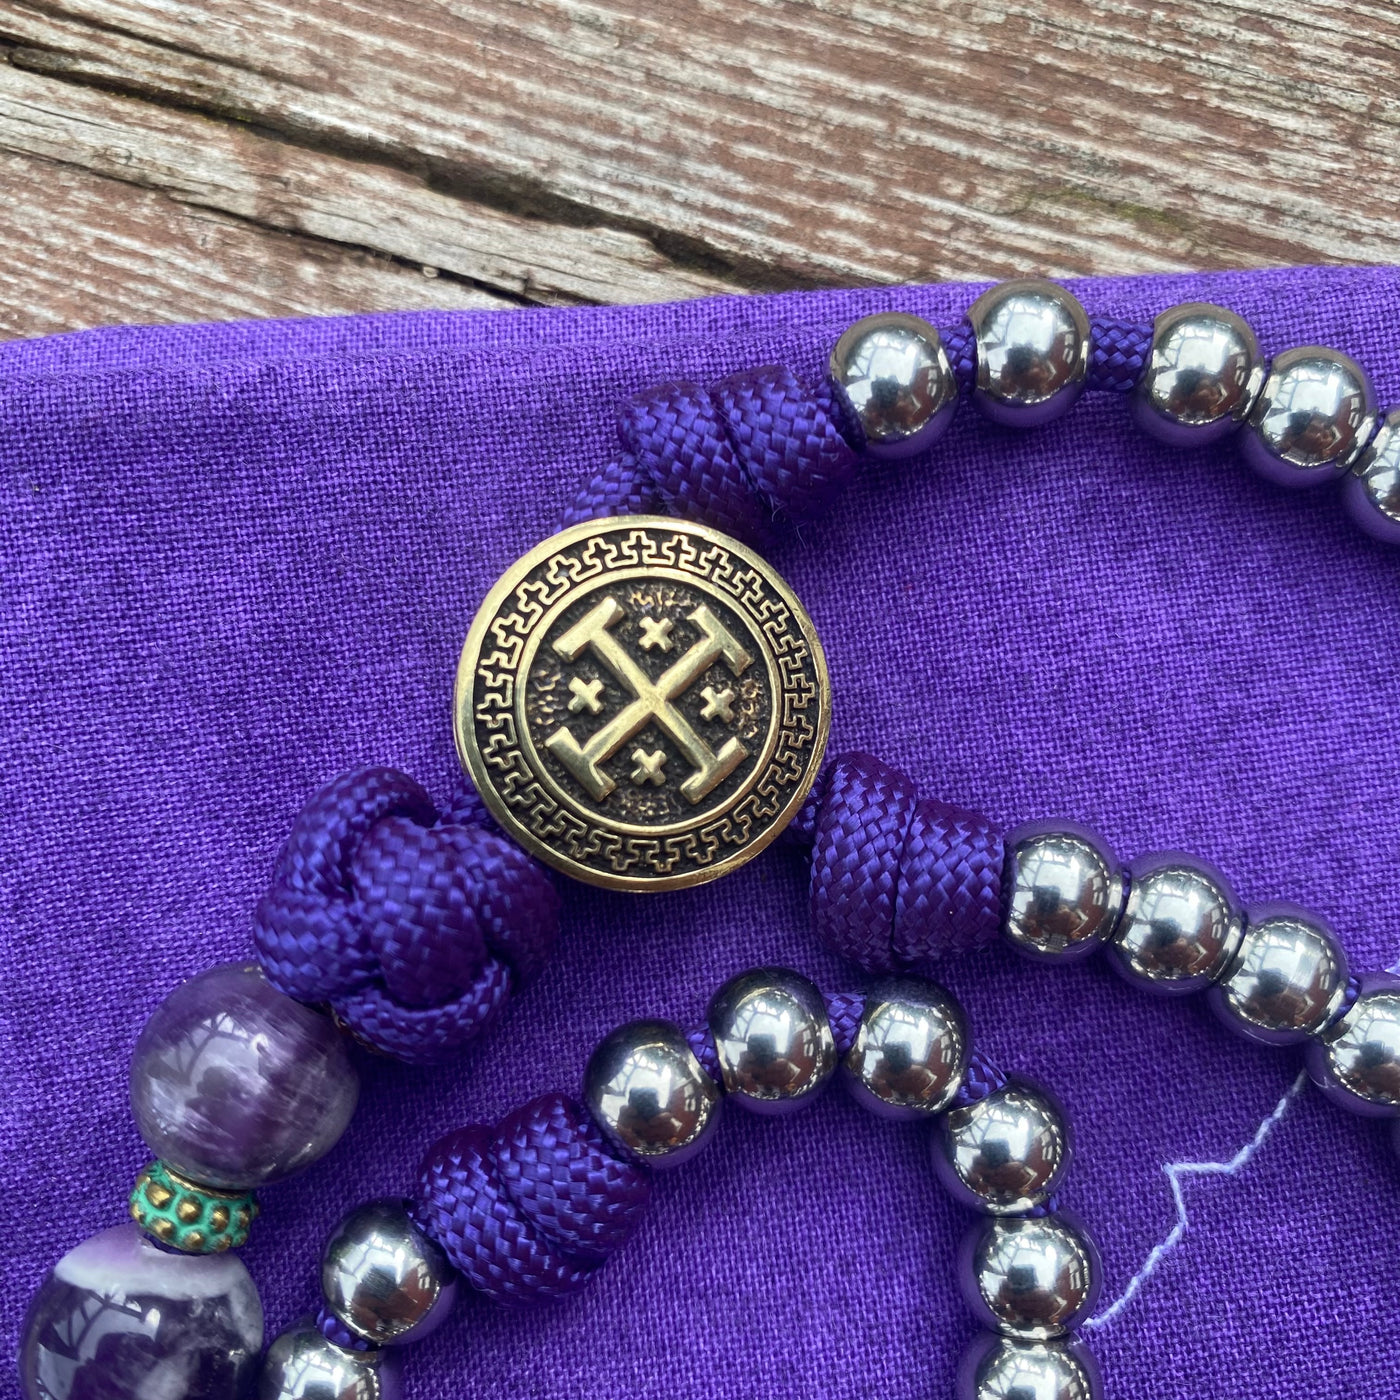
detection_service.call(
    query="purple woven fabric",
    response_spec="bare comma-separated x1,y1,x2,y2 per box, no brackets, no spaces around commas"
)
252,767,560,1063
5,265,1400,1400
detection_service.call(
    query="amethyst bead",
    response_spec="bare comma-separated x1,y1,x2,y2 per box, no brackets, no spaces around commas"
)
130,962,359,1189
19,1223,263,1400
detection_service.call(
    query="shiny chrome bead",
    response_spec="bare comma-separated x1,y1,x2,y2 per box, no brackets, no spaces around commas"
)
957,1333,1102,1400
828,312,956,459
932,1081,1070,1214
708,967,836,1114
967,279,1089,428
1344,408,1400,546
1208,904,1349,1046
1001,821,1123,962
959,1212,1100,1340
1107,852,1243,995
321,1199,457,1346
583,1019,721,1165
1242,346,1378,487
259,1323,402,1400
1131,302,1263,446
1307,972,1400,1118
841,977,968,1120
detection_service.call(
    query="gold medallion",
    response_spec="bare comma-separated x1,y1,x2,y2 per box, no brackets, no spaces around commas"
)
455,516,830,892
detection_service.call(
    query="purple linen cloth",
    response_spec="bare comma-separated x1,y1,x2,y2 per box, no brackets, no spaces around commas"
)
4,264,1400,1399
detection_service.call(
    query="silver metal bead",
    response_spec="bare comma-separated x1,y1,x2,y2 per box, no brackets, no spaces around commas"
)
1307,974,1400,1118
967,279,1089,428
321,1199,457,1347
1131,302,1263,446
960,1213,1100,1340
583,1018,721,1165
1002,821,1123,962
932,1081,1070,1214
828,312,956,459
1242,346,1378,487
708,967,836,1114
1344,408,1400,547
1208,904,1348,1046
259,1323,402,1400
958,1334,1102,1400
841,977,968,1120
1107,852,1243,996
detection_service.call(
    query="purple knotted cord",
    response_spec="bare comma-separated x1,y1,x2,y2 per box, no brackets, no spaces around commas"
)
1087,317,1153,393
805,753,1004,976
252,767,561,1065
942,320,978,395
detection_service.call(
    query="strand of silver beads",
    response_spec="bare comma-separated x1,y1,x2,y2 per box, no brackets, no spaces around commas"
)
259,968,1104,1400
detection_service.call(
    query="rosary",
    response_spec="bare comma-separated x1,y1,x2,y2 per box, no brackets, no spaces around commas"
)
18,281,1400,1400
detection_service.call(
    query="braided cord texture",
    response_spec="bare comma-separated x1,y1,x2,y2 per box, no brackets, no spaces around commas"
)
413,1092,651,1305
952,1047,1009,1109
562,367,858,542
810,754,1004,975
252,767,560,1064
1088,317,1153,393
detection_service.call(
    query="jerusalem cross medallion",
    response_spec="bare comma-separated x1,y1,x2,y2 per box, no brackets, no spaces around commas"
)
455,516,830,891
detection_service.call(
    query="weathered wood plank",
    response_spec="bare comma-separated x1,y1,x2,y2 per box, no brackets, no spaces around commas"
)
0,147,506,340
2,0,1398,298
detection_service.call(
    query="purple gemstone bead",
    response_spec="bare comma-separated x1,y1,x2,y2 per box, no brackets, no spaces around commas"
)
19,1223,262,1400
1306,971,1400,1119
130,962,359,1189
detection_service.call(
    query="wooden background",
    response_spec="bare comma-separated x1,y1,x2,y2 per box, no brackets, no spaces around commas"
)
0,1,1397,341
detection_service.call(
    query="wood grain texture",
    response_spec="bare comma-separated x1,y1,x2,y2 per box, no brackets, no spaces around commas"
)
1,0,1398,340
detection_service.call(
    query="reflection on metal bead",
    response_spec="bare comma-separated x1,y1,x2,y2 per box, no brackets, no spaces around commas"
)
321,1199,458,1346
1208,904,1348,1046
1107,852,1243,995
1307,972,1400,1118
959,1213,1100,1340
957,1333,1102,1400
841,977,968,1119
708,967,836,1114
932,1081,1070,1214
258,1323,401,1400
967,279,1089,428
1242,347,1377,487
828,312,957,459
1344,408,1400,547
1001,821,1123,962
583,1019,721,1165
1131,302,1263,446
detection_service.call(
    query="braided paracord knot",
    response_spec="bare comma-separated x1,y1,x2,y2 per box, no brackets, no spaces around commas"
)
252,767,560,1065
798,752,1004,975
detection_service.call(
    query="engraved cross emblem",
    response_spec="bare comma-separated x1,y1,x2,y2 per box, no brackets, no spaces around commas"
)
546,597,752,804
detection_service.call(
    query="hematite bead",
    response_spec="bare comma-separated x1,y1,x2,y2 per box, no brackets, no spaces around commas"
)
130,962,359,1190
1306,972,1400,1118
966,279,1089,428
1001,821,1123,963
1344,408,1400,547
129,1160,259,1254
708,966,836,1114
321,1199,458,1346
956,1333,1102,1400
1208,904,1348,1046
1242,346,1378,487
959,1212,1100,1340
841,977,968,1119
19,1223,262,1400
828,312,956,459
1130,302,1263,446
258,1323,401,1400
1107,852,1243,996
932,1081,1070,1215
583,1018,721,1165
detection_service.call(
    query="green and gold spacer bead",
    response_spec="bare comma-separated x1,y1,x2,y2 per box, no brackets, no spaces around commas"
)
129,1161,259,1254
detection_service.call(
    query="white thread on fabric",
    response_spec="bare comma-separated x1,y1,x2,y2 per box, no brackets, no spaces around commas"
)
1082,1069,1307,1332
